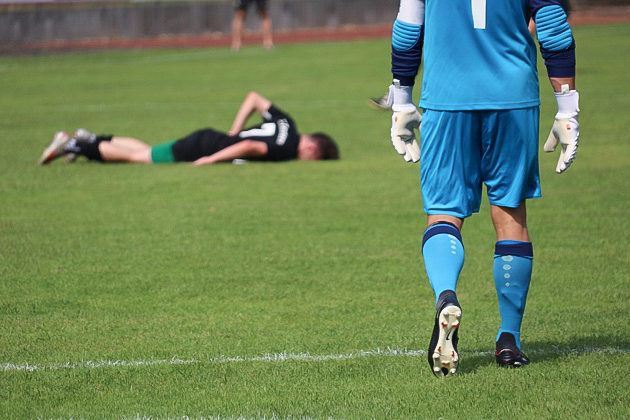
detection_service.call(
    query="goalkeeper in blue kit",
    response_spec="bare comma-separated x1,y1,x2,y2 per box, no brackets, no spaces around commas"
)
386,0,580,376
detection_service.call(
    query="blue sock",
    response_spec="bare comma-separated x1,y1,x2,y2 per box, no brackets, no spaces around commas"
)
494,240,533,349
422,223,464,305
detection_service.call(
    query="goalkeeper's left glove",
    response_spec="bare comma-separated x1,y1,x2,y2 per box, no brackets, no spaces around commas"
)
388,79,421,163
544,86,580,174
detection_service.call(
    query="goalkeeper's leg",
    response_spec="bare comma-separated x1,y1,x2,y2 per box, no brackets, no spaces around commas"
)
420,109,482,377
423,215,464,377
491,203,532,367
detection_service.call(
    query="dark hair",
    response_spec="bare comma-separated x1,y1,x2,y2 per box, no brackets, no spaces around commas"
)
310,132,339,160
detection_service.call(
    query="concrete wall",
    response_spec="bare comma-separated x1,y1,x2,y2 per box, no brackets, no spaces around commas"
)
0,0,399,46
1,0,627,49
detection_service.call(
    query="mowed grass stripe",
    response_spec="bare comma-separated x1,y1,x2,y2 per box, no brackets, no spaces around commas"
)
3,345,629,373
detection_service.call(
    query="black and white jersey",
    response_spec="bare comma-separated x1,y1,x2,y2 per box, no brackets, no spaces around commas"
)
236,105,300,161
170,104,300,162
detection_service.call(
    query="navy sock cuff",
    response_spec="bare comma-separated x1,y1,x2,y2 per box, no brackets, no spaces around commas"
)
422,222,462,248
494,240,533,258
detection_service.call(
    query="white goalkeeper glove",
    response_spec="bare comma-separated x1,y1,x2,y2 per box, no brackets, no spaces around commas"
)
544,85,579,174
388,79,421,163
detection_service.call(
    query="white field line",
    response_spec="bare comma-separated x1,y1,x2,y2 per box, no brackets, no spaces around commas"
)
3,346,629,373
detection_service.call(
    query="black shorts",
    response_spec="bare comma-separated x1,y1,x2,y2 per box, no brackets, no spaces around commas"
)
234,0,267,13
171,128,236,162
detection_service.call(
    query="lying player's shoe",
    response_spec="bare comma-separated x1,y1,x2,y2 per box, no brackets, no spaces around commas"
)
73,128,96,142
428,290,462,377
38,131,71,165
495,332,530,368
368,93,391,110
65,128,96,162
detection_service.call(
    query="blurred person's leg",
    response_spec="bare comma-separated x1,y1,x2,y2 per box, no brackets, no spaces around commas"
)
232,7,246,51
256,0,273,49
260,10,273,49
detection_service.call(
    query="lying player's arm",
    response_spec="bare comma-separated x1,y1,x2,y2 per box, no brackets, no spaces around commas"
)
191,140,268,166
531,1,579,173
228,92,273,136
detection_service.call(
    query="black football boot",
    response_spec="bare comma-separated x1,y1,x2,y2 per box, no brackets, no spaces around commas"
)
495,332,530,367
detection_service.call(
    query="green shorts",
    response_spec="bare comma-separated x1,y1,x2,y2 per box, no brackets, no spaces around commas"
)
150,140,177,163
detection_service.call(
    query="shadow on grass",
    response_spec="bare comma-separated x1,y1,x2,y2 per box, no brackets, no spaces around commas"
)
457,334,630,375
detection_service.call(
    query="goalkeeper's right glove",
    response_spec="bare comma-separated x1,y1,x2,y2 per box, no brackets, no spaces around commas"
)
388,79,421,163
544,86,580,174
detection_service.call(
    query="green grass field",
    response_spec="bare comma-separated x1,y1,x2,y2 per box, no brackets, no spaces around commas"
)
1,24,629,418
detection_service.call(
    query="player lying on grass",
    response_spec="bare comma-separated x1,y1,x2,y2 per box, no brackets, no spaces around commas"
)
387,0,579,377
38,91,339,165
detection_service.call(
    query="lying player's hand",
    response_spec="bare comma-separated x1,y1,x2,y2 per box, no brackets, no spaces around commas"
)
391,108,421,163
544,115,579,173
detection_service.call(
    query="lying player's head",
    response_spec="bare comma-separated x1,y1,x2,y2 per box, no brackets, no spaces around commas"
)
298,133,339,161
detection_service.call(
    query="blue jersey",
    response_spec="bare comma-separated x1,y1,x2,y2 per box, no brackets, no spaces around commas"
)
419,0,540,110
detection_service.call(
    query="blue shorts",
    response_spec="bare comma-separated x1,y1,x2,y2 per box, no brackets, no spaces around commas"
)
420,107,541,218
